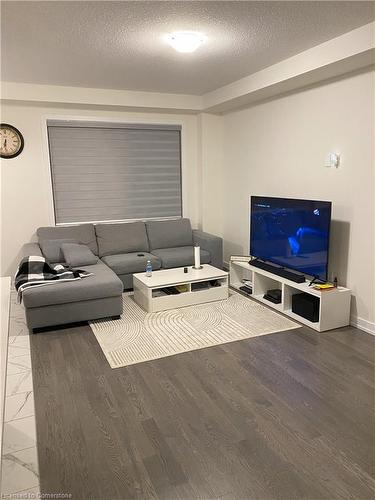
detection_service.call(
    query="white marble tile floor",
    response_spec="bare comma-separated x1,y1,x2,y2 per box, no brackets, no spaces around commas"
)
0,291,40,496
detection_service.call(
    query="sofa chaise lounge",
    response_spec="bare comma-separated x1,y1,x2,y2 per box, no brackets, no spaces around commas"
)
20,218,223,331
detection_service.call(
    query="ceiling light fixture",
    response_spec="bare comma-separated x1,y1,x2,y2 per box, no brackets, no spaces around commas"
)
166,31,207,53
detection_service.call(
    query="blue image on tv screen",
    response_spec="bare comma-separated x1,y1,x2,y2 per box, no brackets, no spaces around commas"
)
250,197,332,281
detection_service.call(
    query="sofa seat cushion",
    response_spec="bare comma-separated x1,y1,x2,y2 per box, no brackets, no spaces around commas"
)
95,222,149,257
101,252,161,275
146,218,193,250
151,246,210,269
22,262,123,309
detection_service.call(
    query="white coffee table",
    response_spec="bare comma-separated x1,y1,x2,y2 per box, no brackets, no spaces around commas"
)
133,264,229,313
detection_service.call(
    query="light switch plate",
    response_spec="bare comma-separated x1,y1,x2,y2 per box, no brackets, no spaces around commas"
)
325,152,340,168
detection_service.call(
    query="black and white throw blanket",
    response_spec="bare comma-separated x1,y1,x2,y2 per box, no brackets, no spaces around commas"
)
15,255,93,301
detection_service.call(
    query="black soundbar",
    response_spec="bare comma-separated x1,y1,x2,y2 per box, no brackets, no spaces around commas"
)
249,259,306,283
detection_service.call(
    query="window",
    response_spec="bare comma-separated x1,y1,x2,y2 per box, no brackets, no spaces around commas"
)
47,120,182,224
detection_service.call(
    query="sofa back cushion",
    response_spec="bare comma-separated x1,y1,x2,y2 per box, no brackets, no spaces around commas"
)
95,222,149,257
146,218,193,250
37,224,98,257
40,238,78,263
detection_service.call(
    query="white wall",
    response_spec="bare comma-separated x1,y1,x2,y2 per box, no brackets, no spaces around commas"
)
214,70,374,326
1,70,374,328
0,103,200,276
199,113,224,236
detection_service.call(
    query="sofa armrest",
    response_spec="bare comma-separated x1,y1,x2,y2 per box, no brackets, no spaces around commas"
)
20,242,43,259
193,230,223,269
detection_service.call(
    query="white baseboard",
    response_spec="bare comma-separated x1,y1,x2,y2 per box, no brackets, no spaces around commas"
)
350,315,375,335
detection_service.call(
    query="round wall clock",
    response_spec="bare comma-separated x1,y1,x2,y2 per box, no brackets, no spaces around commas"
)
0,123,24,159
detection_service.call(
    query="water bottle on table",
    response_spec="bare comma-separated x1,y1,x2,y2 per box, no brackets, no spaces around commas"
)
146,260,152,277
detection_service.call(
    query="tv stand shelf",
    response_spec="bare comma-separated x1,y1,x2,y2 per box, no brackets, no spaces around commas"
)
229,260,351,332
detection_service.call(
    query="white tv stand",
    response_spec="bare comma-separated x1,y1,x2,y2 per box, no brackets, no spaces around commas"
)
229,260,351,332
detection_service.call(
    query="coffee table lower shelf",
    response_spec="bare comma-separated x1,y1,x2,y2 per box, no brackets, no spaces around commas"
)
133,266,229,313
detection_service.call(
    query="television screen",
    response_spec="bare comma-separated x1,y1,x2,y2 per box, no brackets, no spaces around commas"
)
250,196,332,281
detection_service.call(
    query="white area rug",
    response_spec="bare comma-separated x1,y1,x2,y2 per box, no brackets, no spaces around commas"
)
90,292,300,368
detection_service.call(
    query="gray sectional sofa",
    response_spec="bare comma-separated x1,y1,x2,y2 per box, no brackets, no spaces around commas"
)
20,218,223,331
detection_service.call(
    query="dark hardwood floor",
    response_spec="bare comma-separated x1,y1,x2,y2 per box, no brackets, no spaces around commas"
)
30,324,375,500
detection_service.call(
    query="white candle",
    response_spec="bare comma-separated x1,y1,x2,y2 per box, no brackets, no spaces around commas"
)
194,246,201,268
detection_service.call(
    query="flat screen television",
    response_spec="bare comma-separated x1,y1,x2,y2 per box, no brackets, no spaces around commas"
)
250,196,332,281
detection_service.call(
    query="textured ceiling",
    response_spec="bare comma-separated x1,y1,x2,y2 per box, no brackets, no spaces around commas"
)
1,1,374,95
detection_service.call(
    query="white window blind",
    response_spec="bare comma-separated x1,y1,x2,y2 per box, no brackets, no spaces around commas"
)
47,120,182,224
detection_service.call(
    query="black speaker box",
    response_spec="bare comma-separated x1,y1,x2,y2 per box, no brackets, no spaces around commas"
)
292,293,320,323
